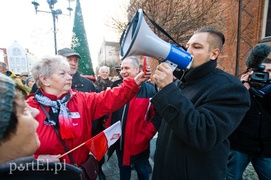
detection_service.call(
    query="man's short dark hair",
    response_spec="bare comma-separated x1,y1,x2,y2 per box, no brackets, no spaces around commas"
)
194,26,225,50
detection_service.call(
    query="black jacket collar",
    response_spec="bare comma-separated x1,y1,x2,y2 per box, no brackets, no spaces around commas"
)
72,71,83,85
183,60,217,83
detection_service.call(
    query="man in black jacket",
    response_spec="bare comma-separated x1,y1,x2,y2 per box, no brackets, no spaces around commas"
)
151,26,250,180
226,57,271,179
57,48,98,93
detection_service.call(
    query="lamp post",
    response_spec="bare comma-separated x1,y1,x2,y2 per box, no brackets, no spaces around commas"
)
31,0,73,55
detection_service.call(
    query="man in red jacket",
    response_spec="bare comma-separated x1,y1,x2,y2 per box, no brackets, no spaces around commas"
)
109,56,161,180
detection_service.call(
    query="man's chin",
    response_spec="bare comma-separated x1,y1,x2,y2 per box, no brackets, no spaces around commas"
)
69,70,76,76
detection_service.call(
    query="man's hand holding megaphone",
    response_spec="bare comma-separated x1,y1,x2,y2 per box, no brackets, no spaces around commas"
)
153,63,174,89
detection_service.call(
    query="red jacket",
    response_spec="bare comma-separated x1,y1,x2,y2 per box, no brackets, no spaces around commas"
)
110,82,160,165
27,78,139,166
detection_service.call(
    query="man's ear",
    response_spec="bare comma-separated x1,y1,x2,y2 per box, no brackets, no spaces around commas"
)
210,48,220,60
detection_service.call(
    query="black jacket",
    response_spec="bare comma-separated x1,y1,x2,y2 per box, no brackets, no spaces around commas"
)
71,71,98,93
229,85,271,157
151,60,250,180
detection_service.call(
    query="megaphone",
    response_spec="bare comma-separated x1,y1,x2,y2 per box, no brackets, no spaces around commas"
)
120,9,193,70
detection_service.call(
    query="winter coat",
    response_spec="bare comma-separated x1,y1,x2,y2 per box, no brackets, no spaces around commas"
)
95,77,113,91
229,85,271,157
110,81,160,166
71,71,99,93
151,60,250,180
27,78,140,166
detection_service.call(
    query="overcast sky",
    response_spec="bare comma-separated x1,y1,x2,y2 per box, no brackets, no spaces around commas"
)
0,0,128,68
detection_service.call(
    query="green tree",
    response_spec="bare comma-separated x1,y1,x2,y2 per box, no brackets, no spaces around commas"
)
71,0,94,75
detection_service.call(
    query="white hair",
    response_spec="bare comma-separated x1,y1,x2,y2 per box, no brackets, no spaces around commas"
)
99,66,110,74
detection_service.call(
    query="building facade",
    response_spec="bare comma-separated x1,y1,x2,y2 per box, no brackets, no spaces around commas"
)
97,41,121,76
1,41,38,75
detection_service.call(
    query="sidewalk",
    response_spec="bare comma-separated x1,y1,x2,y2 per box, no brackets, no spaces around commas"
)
101,136,156,180
101,135,258,180
101,152,154,180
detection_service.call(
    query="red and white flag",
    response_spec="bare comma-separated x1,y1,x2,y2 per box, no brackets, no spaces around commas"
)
85,121,122,161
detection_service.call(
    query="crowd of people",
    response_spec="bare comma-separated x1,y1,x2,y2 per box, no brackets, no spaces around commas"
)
0,26,271,180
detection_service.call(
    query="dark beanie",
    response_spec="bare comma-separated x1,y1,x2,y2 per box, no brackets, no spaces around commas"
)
0,73,16,141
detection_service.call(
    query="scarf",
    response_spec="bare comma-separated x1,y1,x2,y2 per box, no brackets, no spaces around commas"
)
34,89,76,139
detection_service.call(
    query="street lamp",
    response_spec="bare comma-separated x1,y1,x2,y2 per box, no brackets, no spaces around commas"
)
31,0,73,55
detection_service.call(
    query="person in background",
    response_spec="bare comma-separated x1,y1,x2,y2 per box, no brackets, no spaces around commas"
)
151,26,250,179
25,76,35,89
226,57,271,180
109,56,161,180
57,48,99,93
0,62,31,95
26,55,150,179
20,72,29,85
30,48,99,93
111,68,123,88
0,73,82,179
95,65,113,91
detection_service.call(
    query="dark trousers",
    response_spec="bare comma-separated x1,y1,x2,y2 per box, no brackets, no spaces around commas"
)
116,148,149,180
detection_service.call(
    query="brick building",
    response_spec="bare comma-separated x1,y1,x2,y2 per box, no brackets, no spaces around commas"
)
219,0,271,76
97,0,271,82
126,0,271,77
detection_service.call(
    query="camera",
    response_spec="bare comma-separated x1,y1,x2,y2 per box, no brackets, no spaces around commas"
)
248,64,270,87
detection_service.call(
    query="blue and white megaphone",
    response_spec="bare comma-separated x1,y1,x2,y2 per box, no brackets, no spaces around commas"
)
120,9,193,70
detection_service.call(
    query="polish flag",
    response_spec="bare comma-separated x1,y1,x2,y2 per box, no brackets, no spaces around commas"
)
85,121,122,161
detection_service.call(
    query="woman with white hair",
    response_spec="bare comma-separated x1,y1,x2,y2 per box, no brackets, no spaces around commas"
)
26,55,151,179
0,73,82,179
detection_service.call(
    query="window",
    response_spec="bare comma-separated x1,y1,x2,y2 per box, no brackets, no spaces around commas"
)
266,0,271,37
261,0,271,42
12,48,21,56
